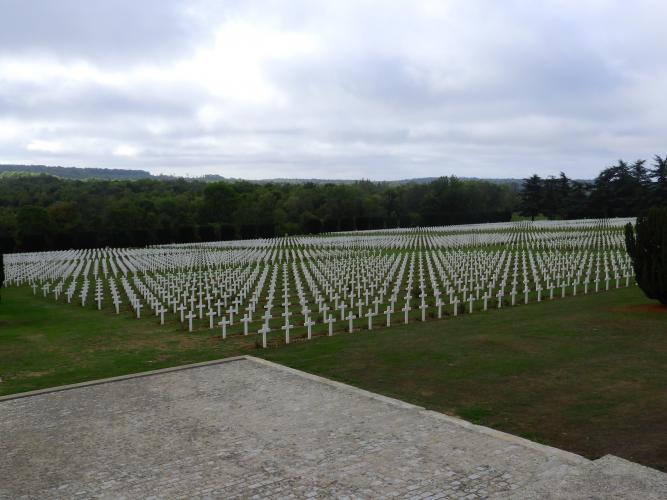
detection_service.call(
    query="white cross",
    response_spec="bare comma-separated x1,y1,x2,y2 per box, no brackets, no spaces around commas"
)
366,309,376,330
185,310,196,332
158,305,167,325
206,309,217,329
219,316,231,339
325,316,335,336
402,303,411,324
419,301,428,322
346,312,356,333
436,298,444,318
258,325,270,348
304,316,315,339
452,296,460,316
281,322,294,344
241,314,251,335
339,302,347,321
261,309,272,328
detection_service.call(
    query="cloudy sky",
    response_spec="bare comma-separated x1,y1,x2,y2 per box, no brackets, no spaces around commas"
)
0,0,665,180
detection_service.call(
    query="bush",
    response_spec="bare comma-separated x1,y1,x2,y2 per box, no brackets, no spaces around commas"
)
0,253,4,302
625,208,667,305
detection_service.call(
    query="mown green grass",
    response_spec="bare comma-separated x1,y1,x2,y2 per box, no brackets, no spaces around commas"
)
0,286,256,395
1,285,666,470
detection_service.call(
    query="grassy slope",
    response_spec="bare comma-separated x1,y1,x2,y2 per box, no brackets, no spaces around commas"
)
1,285,666,470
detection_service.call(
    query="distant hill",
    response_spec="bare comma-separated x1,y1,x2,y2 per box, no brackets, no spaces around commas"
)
0,163,589,187
0,164,152,180
244,177,527,188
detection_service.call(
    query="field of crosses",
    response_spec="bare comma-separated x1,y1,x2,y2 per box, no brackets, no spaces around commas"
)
4,218,636,348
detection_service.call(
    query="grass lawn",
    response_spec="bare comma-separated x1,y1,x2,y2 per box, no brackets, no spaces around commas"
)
0,286,258,395
1,285,666,471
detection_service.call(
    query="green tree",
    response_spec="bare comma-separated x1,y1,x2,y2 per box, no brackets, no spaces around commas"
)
0,207,17,253
555,172,572,218
0,253,4,303
651,155,667,206
519,175,543,221
17,205,51,251
630,159,651,213
201,182,239,223
625,208,667,305
564,181,590,219
591,160,636,217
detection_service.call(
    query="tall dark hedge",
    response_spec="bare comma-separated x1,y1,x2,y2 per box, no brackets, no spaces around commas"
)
625,208,667,305
0,253,4,303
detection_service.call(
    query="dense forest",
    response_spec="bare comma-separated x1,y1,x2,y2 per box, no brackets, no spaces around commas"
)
0,155,665,253
0,176,516,252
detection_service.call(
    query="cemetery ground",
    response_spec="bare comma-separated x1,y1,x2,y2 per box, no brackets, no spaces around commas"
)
1,284,666,472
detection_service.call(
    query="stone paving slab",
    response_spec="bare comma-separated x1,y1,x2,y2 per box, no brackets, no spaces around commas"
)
1,356,665,499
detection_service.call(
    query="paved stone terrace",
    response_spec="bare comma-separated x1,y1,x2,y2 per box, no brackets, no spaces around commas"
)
1,357,665,499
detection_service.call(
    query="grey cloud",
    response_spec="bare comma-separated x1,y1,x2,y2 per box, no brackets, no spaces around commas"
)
0,80,201,121
1,0,666,180
0,0,208,64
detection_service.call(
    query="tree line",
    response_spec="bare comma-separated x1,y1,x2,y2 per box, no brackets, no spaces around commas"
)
0,176,516,252
1,155,665,253
520,155,667,220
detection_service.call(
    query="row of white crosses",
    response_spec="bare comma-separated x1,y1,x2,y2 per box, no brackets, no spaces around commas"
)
3,219,636,347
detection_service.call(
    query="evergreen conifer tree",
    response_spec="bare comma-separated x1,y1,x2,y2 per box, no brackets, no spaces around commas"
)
625,208,667,305
0,253,4,303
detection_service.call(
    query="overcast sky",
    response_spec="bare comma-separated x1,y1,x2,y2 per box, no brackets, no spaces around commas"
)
0,0,665,180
